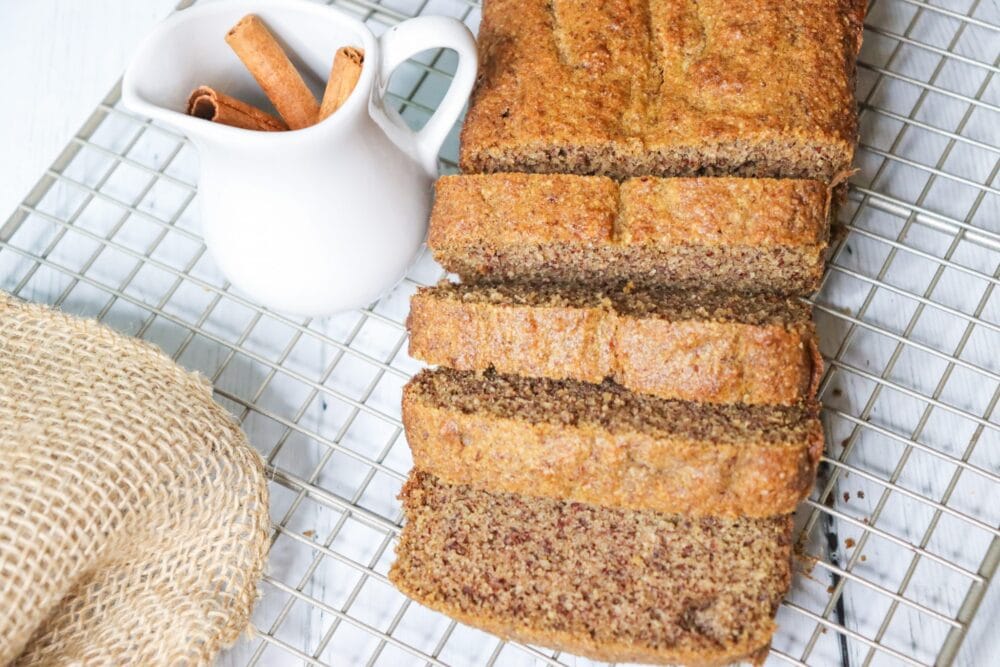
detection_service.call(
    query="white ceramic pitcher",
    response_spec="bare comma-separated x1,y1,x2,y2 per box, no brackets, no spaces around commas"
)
122,0,476,316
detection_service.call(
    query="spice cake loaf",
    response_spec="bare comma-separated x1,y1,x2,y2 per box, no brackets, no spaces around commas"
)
431,174,832,293
408,282,822,406
390,471,793,666
459,0,865,180
403,368,823,517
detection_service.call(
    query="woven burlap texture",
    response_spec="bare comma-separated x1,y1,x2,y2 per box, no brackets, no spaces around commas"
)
0,293,270,665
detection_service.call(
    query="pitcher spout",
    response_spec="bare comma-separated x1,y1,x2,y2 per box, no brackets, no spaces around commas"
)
121,6,246,149
120,84,223,151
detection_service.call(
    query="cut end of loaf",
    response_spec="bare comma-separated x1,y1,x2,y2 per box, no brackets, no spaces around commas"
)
403,368,823,516
406,367,820,444
458,137,855,182
390,471,792,666
418,280,814,327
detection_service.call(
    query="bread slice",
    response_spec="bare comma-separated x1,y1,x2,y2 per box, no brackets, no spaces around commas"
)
390,471,792,666
430,174,831,293
459,0,865,180
408,282,821,406
404,368,822,517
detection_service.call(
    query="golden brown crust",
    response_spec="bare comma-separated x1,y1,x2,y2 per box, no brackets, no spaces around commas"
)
614,318,819,406
430,174,831,292
431,173,618,247
407,284,822,406
390,472,794,666
619,177,829,247
409,291,613,383
459,0,866,179
402,370,824,517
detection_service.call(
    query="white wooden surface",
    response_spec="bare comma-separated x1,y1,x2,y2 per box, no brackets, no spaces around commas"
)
0,1,997,666
0,0,177,217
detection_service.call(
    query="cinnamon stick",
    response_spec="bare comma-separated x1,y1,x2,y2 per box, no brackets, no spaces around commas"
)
319,47,364,121
225,14,319,129
186,86,288,131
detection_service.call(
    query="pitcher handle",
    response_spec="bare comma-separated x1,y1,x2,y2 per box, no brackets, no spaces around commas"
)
376,16,477,176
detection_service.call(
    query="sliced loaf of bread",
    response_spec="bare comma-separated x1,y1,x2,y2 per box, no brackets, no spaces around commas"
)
430,174,831,293
390,471,793,666
403,368,822,517
408,282,821,406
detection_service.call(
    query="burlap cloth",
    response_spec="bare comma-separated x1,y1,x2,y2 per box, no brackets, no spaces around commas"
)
0,293,270,665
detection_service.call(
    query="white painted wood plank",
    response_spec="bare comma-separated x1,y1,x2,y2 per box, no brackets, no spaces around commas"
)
0,0,178,218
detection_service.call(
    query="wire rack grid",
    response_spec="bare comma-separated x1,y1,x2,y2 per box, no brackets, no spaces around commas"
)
2,0,998,665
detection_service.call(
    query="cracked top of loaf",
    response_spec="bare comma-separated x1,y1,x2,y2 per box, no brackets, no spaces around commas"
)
459,0,866,180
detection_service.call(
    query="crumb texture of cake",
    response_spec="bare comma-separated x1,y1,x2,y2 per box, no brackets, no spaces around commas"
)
431,174,831,293
408,282,822,406
390,471,793,666
403,368,823,517
459,0,865,180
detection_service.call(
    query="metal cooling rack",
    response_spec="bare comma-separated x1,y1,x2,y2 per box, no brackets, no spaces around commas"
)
2,0,998,665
